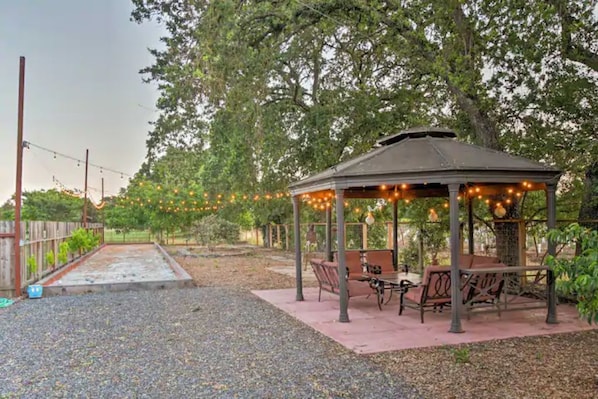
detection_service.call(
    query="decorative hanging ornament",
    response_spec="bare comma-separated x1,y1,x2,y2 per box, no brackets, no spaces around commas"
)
365,212,375,226
494,203,507,218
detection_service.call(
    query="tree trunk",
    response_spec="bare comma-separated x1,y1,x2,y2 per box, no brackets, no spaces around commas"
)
576,161,598,255
578,161,598,229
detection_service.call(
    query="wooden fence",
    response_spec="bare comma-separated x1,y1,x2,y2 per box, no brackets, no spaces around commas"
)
0,221,103,297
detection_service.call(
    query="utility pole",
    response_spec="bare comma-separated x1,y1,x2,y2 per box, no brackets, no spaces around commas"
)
14,56,25,296
83,149,89,228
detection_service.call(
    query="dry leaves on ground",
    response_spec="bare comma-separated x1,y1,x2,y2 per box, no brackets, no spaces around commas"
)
168,245,598,399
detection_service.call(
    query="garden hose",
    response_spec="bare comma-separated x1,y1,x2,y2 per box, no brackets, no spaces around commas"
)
0,298,14,308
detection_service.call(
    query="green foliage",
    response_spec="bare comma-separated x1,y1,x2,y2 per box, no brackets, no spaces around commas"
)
0,200,14,220
400,238,421,268
67,228,100,254
45,251,55,268
130,0,597,236
546,224,598,324
20,189,97,222
27,255,37,276
451,347,471,364
192,214,240,246
58,242,69,264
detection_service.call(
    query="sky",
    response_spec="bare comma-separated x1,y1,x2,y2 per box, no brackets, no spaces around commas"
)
0,0,165,204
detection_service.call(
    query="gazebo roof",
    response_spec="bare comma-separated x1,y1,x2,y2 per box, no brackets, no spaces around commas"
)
289,127,561,197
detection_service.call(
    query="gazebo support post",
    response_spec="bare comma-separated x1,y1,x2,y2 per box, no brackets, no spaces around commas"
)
392,200,398,269
546,183,558,324
335,189,350,322
468,196,475,254
325,205,333,261
292,196,304,301
449,183,464,333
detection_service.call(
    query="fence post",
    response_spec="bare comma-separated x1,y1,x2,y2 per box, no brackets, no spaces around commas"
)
362,223,368,249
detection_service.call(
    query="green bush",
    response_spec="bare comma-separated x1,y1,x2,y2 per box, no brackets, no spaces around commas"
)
546,223,598,325
27,255,37,276
192,215,240,246
67,228,100,254
58,242,69,264
45,250,55,268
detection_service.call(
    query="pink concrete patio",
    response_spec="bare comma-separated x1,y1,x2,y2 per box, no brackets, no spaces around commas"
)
252,287,597,354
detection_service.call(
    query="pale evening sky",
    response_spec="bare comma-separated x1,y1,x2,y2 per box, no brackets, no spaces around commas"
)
0,0,165,204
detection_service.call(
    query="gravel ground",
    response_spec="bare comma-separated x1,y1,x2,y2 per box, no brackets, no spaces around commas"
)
171,246,598,399
0,288,422,398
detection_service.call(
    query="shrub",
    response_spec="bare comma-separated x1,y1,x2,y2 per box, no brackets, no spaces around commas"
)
192,215,240,246
546,223,598,325
45,250,55,268
27,255,37,276
67,228,100,254
58,242,69,264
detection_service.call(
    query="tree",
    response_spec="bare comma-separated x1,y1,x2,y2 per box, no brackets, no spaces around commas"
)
0,200,14,220
20,189,96,222
132,0,597,255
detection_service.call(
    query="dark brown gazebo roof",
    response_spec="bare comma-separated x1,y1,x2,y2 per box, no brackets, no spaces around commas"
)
289,127,560,196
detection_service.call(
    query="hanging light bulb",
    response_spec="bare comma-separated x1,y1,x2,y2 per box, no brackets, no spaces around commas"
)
365,212,375,226
494,203,507,218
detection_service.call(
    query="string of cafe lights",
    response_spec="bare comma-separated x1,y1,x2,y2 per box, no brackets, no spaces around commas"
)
23,141,132,179
300,181,535,219
114,181,292,213
52,176,106,210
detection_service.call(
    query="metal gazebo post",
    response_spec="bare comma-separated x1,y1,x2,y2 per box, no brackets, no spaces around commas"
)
293,196,304,301
449,183,464,333
335,188,349,322
392,199,398,268
546,182,558,324
325,205,332,262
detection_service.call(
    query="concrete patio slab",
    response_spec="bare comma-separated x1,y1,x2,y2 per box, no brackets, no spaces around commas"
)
39,244,194,296
252,287,597,354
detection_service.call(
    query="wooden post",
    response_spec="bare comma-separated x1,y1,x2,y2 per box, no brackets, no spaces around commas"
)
276,224,281,248
83,149,89,227
14,56,26,296
518,220,527,266
362,223,368,249
285,224,289,250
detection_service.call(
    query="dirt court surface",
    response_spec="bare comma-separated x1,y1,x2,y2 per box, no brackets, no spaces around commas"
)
168,245,598,399
49,244,178,285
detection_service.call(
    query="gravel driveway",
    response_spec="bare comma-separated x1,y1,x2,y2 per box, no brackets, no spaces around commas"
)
0,288,422,398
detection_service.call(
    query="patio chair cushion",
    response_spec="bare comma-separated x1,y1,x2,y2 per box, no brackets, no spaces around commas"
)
459,254,501,269
470,255,501,268
365,250,394,273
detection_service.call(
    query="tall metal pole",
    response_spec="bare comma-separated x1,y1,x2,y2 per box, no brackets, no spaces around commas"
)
468,196,475,254
13,56,25,296
292,196,304,301
101,177,105,242
449,183,464,333
335,189,349,322
83,149,89,227
546,182,558,324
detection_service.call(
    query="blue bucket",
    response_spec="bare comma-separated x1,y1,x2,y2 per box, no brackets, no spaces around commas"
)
27,285,43,299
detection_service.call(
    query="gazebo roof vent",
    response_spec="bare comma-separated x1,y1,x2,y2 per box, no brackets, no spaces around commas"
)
376,126,457,147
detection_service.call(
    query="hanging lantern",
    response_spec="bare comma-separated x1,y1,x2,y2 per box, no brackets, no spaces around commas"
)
494,203,507,218
365,212,375,226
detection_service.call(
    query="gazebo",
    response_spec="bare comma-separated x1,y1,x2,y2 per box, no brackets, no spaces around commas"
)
288,127,561,333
